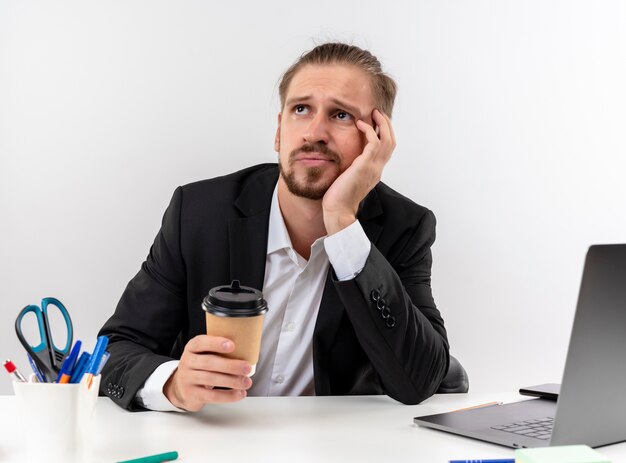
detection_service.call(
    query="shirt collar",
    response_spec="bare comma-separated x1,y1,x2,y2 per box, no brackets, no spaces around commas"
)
266,184,293,255
266,183,328,258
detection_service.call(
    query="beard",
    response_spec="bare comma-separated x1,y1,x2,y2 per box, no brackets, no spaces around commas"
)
279,143,341,200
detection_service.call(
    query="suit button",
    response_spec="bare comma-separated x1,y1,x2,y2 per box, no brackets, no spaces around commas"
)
376,299,386,311
370,289,381,301
386,316,396,328
108,384,123,398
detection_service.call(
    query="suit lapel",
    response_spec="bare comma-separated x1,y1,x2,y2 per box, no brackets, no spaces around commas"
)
228,166,278,290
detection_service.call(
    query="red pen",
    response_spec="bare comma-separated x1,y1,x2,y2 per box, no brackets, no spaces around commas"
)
3,359,27,382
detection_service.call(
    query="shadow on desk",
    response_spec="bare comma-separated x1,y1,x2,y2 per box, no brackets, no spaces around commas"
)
187,395,397,428
185,355,469,428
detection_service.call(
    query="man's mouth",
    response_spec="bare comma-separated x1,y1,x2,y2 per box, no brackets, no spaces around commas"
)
288,143,341,168
294,152,335,164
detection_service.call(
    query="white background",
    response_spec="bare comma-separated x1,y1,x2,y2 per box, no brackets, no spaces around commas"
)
1,1,624,396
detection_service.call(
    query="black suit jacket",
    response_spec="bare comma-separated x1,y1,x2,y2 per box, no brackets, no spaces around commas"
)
99,164,449,410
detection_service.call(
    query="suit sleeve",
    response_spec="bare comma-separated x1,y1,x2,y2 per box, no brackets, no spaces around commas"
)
332,209,449,405
98,187,187,411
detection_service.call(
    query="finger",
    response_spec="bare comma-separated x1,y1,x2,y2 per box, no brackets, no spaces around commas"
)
186,354,251,377
369,111,395,167
188,370,253,390
372,109,395,149
194,385,248,404
353,119,380,164
356,117,389,166
186,335,236,354
385,112,396,145
356,119,381,150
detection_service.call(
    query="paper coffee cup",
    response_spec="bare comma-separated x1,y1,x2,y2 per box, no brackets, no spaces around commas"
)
203,280,268,375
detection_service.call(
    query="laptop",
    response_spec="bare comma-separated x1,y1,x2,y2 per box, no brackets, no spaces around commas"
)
414,244,626,449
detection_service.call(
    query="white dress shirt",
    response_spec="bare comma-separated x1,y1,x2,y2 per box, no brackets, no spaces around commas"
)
136,183,371,411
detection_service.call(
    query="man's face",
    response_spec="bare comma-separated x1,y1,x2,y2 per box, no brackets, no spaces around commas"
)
275,64,377,200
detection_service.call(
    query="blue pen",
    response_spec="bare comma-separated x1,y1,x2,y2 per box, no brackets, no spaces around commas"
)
56,340,82,383
27,353,46,382
449,460,515,463
85,335,109,388
69,352,91,383
96,351,110,375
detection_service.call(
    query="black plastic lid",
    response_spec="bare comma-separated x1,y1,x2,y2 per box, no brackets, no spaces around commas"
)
202,280,268,317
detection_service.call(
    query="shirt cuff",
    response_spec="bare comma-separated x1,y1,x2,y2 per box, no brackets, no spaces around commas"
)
135,360,186,412
324,219,371,281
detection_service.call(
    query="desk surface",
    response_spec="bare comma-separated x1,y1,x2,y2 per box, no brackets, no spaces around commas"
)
2,392,626,462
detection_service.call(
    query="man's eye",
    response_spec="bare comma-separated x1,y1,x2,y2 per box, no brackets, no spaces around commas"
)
294,105,309,114
335,111,353,121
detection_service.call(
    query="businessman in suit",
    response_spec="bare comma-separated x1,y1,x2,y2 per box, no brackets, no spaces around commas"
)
99,43,450,412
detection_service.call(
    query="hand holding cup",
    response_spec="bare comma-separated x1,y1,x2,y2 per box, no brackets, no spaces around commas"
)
164,335,252,412
165,280,268,412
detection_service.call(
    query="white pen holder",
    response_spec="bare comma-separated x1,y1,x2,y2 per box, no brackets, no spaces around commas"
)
12,375,100,463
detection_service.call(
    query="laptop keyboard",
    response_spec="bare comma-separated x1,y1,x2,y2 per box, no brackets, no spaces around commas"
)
491,417,553,440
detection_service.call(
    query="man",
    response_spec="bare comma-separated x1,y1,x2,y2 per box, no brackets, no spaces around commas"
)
99,42,449,412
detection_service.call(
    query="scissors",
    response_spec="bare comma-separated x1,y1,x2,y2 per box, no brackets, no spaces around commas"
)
15,297,74,382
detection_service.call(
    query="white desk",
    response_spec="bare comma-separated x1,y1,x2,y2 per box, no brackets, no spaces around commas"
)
2,392,626,462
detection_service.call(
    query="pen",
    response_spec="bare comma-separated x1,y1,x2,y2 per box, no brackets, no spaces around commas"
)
451,401,503,413
56,340,82,383
85,335,109,389
69,352,91,383
27,353,46,383
116,450,179,463
3,359,27,382
449,460,514,463
96,351,110,375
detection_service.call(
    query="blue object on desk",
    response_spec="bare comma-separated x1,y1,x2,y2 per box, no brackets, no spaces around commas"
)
26,353,46,382
85,336,108,376
15,297,73,382
96,350,110,375
69,352,91,383
56,340,82,383
449,460,515,463
84,335,109,388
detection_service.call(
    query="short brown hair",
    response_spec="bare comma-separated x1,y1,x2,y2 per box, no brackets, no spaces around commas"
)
278,42,397,117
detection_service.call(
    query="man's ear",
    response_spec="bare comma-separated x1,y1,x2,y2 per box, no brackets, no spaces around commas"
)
274,113,282,152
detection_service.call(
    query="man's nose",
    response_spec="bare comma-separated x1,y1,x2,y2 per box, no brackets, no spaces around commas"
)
303,113,330,144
